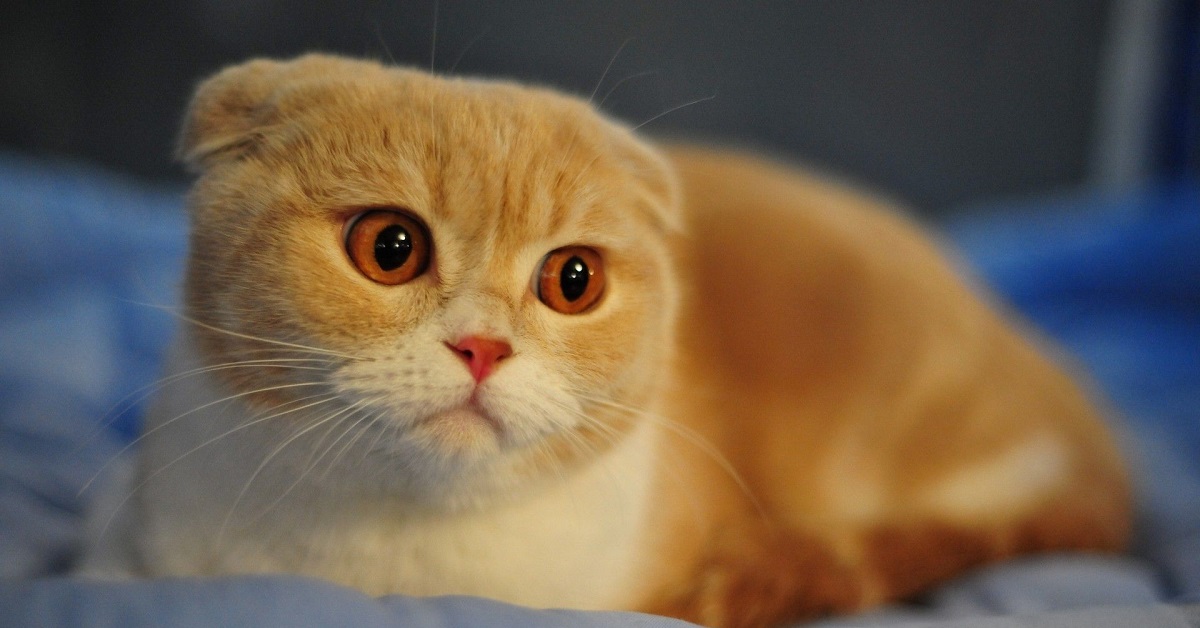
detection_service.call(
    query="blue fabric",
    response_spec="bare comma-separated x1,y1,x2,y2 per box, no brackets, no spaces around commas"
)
0,154,184,582
0,576,690,628
0,151,1197,626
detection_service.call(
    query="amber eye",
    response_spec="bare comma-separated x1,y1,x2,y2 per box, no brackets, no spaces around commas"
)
345,210,431,285
537,246,605,314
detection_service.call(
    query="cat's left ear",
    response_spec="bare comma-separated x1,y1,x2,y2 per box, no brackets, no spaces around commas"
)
611,130,683,233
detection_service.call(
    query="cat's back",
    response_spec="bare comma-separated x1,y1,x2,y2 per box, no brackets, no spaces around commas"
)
666,145,984,407
660,145,1128,534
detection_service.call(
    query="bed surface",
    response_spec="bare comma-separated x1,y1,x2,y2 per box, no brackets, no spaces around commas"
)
1,152,1197,626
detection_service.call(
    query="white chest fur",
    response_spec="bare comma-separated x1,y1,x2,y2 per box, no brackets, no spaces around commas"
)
291,437,659,608
134,338,660,610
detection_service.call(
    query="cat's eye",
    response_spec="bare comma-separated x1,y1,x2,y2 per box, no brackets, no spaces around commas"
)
345,209,432,285
537,246,605,314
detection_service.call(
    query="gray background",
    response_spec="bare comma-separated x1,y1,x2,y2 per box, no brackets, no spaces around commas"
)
0,1,1187,214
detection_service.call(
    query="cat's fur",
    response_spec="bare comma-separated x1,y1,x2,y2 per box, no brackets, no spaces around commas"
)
101,54,1130,627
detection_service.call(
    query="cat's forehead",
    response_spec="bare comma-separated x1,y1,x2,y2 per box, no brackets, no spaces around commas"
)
272,71,646,247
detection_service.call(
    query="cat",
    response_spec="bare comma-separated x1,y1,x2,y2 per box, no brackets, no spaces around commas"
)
91,54,1131,628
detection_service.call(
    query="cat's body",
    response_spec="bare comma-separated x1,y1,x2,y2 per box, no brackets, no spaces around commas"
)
94,55,1129,627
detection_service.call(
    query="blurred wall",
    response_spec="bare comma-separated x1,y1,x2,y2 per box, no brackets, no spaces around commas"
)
0,0,1162,214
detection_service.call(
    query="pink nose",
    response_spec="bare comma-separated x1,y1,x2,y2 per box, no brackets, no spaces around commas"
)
446,336,513,383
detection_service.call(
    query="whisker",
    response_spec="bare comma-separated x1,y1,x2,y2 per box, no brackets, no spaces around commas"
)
551,38,639,186
564,396,723,525
575,391,767,521
447,26,491,74
560,150,607,203
532,438,578,512
217,396,376,541
241,396,385,527
589,37,634,104
92,392,342,542
131,303,368,361
597,69,660,110
304,399,379,481
301,398,370,469
631,93,717,131
206,347,347,360
361,407,398,459
544,432,600,521
429,0,439,73
372,20,397,65
144,393,341,485
540,398,655,525
79,380,329,494
77,358,335,458
321,404,384,477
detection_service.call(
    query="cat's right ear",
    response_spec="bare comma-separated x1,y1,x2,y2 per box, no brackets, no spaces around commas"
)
176,54,351,172
176,59,286,172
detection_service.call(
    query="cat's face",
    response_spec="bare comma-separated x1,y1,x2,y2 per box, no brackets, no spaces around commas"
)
177,55,681,504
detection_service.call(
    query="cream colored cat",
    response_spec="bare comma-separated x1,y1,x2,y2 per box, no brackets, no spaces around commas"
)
102,54,1130,627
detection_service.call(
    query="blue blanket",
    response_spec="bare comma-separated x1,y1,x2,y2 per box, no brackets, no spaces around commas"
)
1,152,1197,626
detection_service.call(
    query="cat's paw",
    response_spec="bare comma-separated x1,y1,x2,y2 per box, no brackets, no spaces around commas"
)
648,534,866,628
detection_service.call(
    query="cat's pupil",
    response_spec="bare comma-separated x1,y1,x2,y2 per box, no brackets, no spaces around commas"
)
374,225,412,271
560,256,589,301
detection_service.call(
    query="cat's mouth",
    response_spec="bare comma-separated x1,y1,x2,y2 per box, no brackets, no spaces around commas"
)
409,401,506,456
418,404,501,432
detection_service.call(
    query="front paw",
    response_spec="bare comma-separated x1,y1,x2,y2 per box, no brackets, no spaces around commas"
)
647,537,866,628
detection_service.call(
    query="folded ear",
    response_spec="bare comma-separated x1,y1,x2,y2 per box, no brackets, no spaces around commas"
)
175,54,362,172
610,127,683,233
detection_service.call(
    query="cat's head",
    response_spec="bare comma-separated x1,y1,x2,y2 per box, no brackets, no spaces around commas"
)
175,54,682,505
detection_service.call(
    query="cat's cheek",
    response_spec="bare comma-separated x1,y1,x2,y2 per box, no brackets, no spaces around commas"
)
552,307,655,386
273,236,439,348
519,286,670,415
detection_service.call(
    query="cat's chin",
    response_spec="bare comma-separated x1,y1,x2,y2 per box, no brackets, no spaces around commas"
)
369,407,560,511
410,406,504,460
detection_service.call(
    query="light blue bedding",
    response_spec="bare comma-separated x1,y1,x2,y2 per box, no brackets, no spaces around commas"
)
1,152,1197,626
